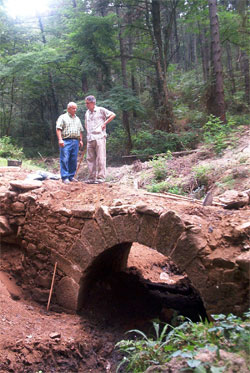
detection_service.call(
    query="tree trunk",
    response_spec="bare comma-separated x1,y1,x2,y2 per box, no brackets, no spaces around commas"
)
38,15,59,149
116,5,132,152
207,0,226,123
6,76,15,136
225,42,236,95
147,0,174,132
241,51,250,106
81,72,89,94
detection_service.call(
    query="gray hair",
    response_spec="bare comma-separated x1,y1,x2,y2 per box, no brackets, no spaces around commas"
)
67,102,77,108
85,95,96,103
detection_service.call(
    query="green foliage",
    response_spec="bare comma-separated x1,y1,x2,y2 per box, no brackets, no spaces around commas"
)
130,129,199,157
149,154,172,181
203,115,236,154
116,321,170,372
116,311,250,373
106,125,128,159
0,136,24,159
107,86,145,115
147,182,184,195
192,164,214,187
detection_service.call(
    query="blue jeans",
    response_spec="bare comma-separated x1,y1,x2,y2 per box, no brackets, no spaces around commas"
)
60,139,79,180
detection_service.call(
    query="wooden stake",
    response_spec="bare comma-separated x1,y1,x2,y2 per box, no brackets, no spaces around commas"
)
47,261,57,311
75,145,87,179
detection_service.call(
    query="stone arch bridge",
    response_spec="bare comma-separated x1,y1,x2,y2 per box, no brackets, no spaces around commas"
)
0,177,249,317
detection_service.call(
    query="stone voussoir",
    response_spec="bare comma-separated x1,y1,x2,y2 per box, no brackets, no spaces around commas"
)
137,213,160,248
112,212,141,243
95,206,120,248
81,219,108,255
153,210,185,255
55,276,80,311
65,239,93,271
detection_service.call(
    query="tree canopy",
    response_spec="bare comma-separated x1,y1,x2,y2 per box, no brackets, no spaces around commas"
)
0,0,249,158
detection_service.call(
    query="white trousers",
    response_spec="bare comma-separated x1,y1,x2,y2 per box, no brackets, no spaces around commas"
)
87,138,106,181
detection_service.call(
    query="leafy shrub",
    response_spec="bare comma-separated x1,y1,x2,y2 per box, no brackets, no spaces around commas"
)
0,136,24,159
131,129,199,156
192,164,214,187
149,153,172,181
203,115,236,154
107,125,128,160
147,181,184,195
116,311,250,373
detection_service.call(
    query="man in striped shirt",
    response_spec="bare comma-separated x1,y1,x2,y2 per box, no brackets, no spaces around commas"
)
56,102,83,184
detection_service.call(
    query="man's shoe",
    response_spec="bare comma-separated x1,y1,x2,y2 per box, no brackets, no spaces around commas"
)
70,178,78,182
96,180,105,184
85,180,96,184
62,178,70,184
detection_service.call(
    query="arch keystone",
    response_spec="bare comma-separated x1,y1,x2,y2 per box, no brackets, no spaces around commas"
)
112,212,140,243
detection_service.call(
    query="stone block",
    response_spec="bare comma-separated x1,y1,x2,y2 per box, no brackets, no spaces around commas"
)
11,201,25,212
71,205,95,218
66,239,93,271
185,258,208,290
81,219,107,255
153,210,185,255
112,212,140,243
136,203,163,216
0,215,13,236
55,276,80,311
236,252,250,279
137,214,159,247
51,251,82,284
170,231,207,271
95,206,119,248
68,217,85,230
212,257,235,269
9,180,42,192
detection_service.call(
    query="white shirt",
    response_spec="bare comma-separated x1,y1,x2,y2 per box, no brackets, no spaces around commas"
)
85,106,115,142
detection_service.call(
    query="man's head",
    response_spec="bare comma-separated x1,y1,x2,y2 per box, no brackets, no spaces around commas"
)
85,95,96,112
67,102,77,117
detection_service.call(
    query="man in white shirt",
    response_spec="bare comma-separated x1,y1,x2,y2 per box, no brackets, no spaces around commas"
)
84,95,116,184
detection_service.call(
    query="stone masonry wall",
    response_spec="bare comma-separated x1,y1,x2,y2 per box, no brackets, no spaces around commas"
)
0,185,249,316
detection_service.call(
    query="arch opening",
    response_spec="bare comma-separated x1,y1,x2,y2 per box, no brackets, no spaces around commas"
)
79,243,207,330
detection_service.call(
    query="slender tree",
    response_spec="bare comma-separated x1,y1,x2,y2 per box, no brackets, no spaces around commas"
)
207,0,226,122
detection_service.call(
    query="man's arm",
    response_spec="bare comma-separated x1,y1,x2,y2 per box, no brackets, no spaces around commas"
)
79,131,83,149
56,129,64,148
102,113,116,130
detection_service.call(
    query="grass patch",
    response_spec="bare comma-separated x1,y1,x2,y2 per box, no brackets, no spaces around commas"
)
146,181,184,195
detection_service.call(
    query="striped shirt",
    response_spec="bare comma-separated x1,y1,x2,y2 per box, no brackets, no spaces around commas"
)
85,106,115,142
56,112,83,139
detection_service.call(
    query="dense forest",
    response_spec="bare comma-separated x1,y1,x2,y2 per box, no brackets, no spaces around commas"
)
0,0,249,160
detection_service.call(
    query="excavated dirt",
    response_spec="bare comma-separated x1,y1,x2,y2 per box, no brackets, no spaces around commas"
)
0,128,250,372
